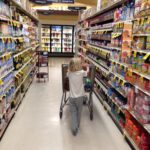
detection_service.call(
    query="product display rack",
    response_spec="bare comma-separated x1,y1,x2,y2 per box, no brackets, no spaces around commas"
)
0,0,39,139
41,24,75,57
77,0,150,149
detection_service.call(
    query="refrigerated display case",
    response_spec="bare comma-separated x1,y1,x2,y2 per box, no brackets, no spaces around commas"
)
41,24,74,56
41,26,50,52
51,26,62,53
62,26,73,53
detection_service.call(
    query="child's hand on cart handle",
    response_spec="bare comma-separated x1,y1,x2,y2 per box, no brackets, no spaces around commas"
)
82,58,89,72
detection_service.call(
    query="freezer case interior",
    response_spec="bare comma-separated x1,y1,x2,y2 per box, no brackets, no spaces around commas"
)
62,26,73,53
51,26,62,53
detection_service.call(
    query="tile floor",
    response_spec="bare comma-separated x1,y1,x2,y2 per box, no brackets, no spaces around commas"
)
0,58,131,150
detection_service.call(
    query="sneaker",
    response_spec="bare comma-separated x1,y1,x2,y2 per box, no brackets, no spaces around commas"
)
72,128,78,136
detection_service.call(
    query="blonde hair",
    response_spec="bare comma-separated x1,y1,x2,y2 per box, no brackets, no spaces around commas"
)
69,57,82,72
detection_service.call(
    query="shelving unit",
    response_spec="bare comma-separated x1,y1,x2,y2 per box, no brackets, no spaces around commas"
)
77,0,150,149
0,0,39,139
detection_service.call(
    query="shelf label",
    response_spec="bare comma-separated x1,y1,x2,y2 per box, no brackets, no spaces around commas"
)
143,53,150,60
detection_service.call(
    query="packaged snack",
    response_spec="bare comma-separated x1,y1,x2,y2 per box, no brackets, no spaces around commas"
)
142,63,149,73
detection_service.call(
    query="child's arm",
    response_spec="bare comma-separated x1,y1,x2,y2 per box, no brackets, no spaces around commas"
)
82,65,89,77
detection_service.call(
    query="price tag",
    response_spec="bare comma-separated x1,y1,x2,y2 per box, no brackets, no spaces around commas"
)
2,38,5,43
122,81,125,86
113,75,116,80
13,22,17,27
18,38,23,42
140,76,143,82
8,38,11,43
143,53,150,60
133,51,137,57
20,71,24,74
0,79,3,85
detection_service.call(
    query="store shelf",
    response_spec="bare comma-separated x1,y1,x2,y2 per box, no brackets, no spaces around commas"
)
32,44,40,50
126,110,150,134
133,34,150,37
77,0,150,146
109,111,123,132
0,36,12,39
0,52,12,58
145,125,150,134
94,28,113,32
81,0,124,21
132,49,150,54
124,130,140,150
126,80,150,97
95,78,108,94
91,37,111,41
86,56,109,75
13,47,32,57
13,37,23,40
113,20,133,24
78,45,87,51
109,70,126,82
0,68,36,139
0,109,15,139
10,0,38,22
88,55,109,70
132,69,150,80
108,95,124,113
109,82,127,98
90,44,113,51
14,58,32,76
88,43,112,53
94,90,111,111
15,69,36,111
110,61,150,81
78,39,88,42
0,15,10,21
41,37,50,39
110,46,122,51
0,102,11,119
110,59,128,67
94,90,123,133
14,63,36,95
0,68,14,80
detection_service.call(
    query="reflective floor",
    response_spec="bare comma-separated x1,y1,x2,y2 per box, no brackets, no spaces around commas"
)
0,58,131,150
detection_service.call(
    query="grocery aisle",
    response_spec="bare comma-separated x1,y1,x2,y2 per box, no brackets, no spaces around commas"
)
0,58,131,150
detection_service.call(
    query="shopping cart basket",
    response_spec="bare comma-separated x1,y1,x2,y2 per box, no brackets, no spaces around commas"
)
59,64,96,120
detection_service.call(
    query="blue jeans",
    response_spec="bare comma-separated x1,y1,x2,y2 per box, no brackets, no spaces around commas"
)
69,97,84,133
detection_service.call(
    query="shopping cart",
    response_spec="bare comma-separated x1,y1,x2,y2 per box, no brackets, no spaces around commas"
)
59,64,96,120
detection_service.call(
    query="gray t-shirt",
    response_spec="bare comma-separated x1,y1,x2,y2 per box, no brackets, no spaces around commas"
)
68,70,87,98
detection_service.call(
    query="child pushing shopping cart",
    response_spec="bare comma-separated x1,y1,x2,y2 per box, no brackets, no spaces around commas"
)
59,57,95,136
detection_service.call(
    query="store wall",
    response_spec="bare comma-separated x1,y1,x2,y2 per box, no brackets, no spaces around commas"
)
39,14,78,25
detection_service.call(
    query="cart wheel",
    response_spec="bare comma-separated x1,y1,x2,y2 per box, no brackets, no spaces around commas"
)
83,100,87,105
90,112,93,121
59,111,63,119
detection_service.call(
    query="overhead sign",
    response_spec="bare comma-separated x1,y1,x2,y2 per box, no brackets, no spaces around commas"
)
68,6,86,11
29,0,74,4
29,0,53,4
61,0,74,3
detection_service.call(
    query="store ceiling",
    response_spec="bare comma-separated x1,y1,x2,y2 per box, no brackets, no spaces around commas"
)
32,0,97,13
